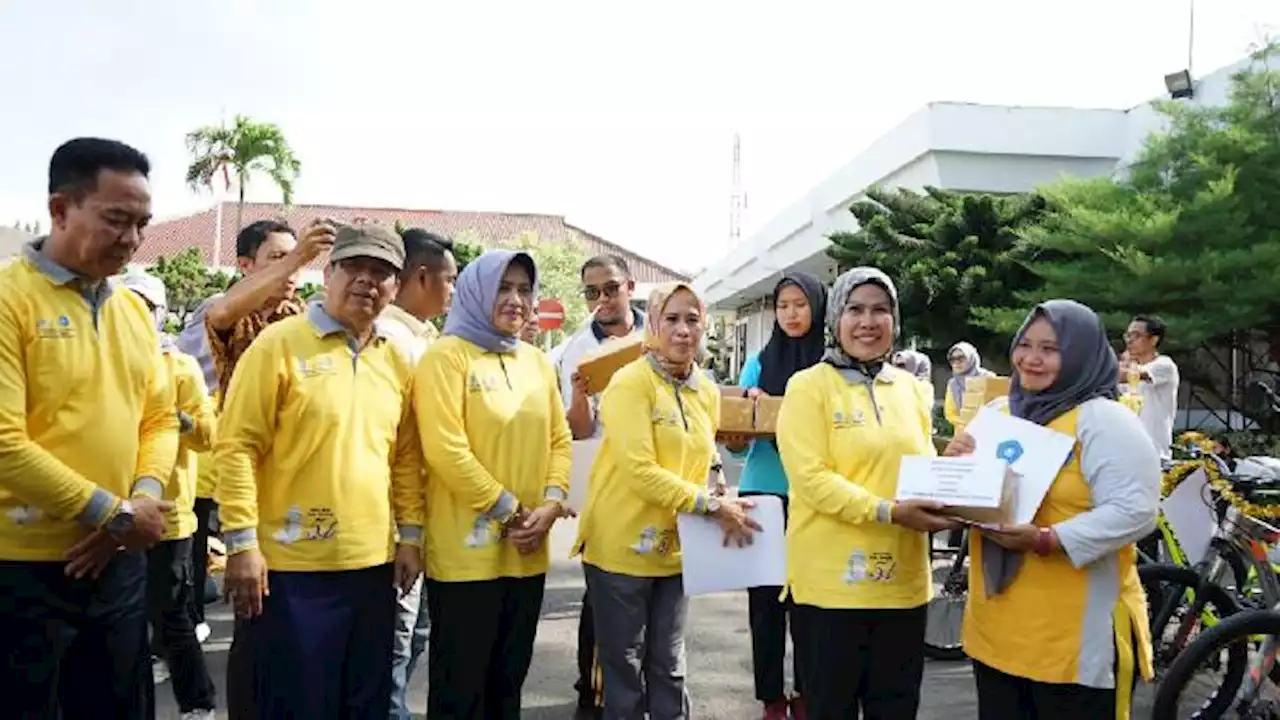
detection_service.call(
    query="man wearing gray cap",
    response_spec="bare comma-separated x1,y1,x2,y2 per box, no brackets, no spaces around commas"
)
215,222,426,718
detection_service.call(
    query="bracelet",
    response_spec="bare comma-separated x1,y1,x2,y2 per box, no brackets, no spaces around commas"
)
1033,527,1054,557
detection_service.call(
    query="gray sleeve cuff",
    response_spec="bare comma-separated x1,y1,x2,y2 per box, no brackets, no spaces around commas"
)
397,525,424,545
693,492,711,515
224,528,259,555
75,487,119,528
178,411,193,434
484,491,519,523
131,476,164,499
876,500,895,525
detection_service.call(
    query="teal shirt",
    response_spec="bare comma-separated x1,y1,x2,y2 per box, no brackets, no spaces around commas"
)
730,353,790,496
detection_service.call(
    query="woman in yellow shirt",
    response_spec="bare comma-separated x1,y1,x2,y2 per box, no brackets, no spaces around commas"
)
776,266,956,719
943,340,993,427
415,249,573,720
947,299,1159,720
575,282,758,720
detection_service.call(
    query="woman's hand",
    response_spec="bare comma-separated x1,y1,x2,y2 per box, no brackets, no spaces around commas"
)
225,549,270,618
983,524,1048,553
943,432,976,457
507,502,561,555
712,497,763,548
720,433,752,452
746,388,767,400
891,499,960,533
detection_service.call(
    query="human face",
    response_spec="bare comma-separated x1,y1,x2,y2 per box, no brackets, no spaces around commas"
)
425,251,458,317
1012,315,1061,392
656,289,703,366
48,169,152,281
492,262,535,335
775,282,812,338
836,283,894,362
949,353,967,373
238,231,300,299
324,256,398,331
1124,320,1157,358
521,314,540,343
582,265,633,326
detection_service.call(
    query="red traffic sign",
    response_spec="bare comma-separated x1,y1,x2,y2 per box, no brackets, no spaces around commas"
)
537,297,565,330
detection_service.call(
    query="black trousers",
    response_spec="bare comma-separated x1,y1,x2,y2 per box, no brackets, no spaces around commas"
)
740,492,802,703
427,575,546,720
147,537,217,713
792,603,926,720
0,552,154,719
226,617,257,720
189,497,217,625
575,587,601,708
973,661,1116,720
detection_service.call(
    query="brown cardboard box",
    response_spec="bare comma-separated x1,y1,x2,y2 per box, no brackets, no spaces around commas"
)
958,376,1011,426
578,335,645,394
942,467,1016,526
754,397,784,433
720,397,756,433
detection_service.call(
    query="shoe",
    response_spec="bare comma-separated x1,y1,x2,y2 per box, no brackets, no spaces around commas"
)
789,695,808,720
195,622,211,643
151,656,170,685
763,699,789,720
180,711,216,720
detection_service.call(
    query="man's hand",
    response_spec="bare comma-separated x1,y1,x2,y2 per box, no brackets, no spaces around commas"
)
291,218,337,266
891,499,960,533
64,529,120,579
394,543,422,595
508,502,561,555
120,497,174,551
712,497,763,548
570,371,591,399
943,432,976,457
225,549,270,618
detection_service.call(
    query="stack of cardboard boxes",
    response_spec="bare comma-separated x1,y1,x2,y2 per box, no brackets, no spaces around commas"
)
956,376,1011,428
717,387,784,437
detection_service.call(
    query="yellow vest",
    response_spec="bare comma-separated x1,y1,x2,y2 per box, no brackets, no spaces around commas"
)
963,405,1154,719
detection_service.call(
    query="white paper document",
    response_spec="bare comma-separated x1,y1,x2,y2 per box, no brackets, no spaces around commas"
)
1160,468,1216,565
677,495,786,597
963,407,1076,525
567,439,601,513
895,455,1006,508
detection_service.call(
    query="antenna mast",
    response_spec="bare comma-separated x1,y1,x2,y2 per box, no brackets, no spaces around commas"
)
729,131,745,251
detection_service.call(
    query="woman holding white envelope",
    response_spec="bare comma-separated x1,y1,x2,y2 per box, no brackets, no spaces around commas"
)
574,281,759,720
946,299,1160,720
777,266,957,719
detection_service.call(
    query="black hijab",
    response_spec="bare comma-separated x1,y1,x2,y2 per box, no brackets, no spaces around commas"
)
1008,299,1119,426
757,272,828,396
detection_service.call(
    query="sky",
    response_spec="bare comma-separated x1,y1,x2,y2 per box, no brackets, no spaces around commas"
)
3,0,1278,275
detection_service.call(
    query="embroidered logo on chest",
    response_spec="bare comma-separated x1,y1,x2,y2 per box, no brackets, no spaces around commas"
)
295,355,338,379
650,407,682,427
832,409,867,429
35,315,76,340
467,372,502,393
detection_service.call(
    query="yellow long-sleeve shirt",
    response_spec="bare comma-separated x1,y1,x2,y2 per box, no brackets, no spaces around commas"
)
162,345,216,541
214,303,424,572
416,336,572,582
195,390,221,500
0,242,179,560
574,358,719,577
778,363,935,609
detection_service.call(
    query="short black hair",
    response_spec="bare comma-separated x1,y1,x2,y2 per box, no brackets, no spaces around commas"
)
48,137,150,199
400,228,455,278
581,254,630,280
1133,314,1167,343
236,219,295,259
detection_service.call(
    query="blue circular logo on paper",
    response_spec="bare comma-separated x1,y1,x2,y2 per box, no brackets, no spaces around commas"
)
996,440,1024,464
57,315,69,327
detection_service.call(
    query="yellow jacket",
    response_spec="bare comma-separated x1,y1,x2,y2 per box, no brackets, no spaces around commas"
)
778,363,934,609
0,245,178,560
215,305,424,572
416,336,572,582
162,345,216,540
574,358,719,577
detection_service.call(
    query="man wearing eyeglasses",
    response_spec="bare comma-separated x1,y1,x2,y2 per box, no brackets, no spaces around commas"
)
1121,314,1179,460
553,254,644,715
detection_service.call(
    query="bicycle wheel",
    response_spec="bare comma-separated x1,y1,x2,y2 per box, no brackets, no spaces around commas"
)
1151,608,1278,719
1141,563,1246,718
924,531,968,661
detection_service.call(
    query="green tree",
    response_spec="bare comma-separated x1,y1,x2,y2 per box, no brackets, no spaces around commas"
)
148,247,233,331
827,186,1047,363
185,115,302,234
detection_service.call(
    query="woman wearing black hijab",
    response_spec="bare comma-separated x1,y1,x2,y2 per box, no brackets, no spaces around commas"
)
724,272,826,720
945,300,1160,720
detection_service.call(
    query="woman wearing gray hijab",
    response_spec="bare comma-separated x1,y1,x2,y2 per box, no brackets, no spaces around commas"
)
892,349,935,401
943,341,993,427
943,299,1159,720
776,267,956,719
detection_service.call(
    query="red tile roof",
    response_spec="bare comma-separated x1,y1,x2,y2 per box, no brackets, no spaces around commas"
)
138,202,689,284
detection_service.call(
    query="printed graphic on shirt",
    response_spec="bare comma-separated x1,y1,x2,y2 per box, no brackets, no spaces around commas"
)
832,409,867,429
843,549,896,584
6,505,43,526
467,372,502,394
650,407,682,428
295,355,337,379
630,526,679,556
272,504,339,543
35,315,76,340
464,514,499,548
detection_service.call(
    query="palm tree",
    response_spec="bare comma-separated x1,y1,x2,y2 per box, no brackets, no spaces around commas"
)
184,115,302,236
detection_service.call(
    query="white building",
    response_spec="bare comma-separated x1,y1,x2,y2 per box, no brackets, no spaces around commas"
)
695,56,1252,377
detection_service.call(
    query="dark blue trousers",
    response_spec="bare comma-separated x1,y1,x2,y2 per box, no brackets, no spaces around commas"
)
250,563,396,719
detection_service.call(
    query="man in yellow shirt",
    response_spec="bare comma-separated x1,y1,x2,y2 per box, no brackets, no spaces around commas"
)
0,138,179,719
216,223,424,718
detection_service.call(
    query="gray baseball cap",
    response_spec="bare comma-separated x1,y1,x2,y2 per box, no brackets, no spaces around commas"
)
330,223,405,271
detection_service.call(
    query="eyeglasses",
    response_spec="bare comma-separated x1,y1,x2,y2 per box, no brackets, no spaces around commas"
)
1123,331,1149,341
583,282,622,302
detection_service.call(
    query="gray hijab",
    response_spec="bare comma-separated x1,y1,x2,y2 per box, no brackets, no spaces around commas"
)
982,299,1119,595
893,349,932,383
442,249,538,354
821,266,900,370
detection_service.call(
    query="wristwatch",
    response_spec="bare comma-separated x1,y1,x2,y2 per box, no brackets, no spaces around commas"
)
106,500,136,540
704,495,722,516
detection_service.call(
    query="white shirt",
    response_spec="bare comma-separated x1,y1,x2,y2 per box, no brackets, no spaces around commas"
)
378,303,438,366
553,309,645,439
1135,354,1179,459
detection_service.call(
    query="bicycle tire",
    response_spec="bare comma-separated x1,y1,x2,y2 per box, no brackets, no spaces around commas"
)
1142,564,1248,719
1151,607,1279,719
924,533,969,661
